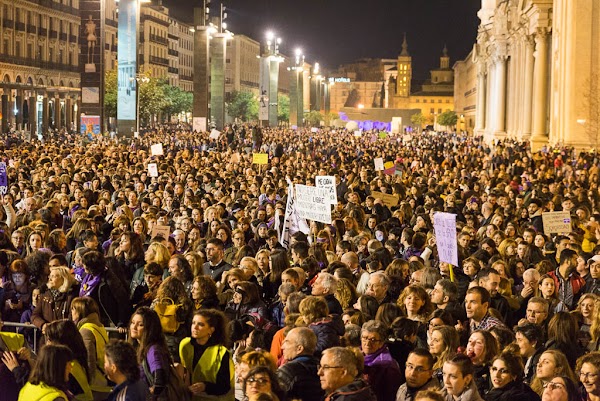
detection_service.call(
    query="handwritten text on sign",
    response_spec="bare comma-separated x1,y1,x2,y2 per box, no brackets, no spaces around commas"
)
0,162,7,195
295,184,332,224
542,211,571,235
315,176,338,205
433,212,458,267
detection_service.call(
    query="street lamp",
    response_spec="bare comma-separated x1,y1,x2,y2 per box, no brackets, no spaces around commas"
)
288,48,304,127
130,74,150,133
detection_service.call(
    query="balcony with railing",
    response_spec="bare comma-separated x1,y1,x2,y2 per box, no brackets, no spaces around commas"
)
49,30,58,39
27,24,37,34
168,48,179,57
149,34,169,45
39,27,47,36
59,32,67,41
149,56,169,66
15,22,25,31
141,14,170,27
3,19,14,29
179,74,193,81
168,66,179,74
0,53,78,73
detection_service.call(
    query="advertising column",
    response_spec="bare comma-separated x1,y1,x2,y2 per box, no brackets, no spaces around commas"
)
117,0,138,136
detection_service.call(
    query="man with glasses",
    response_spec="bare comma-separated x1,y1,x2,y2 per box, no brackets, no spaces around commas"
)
202,238,231,282
318,346,376,401
277,327,324,401
11,230,26,257
365,271,392,305
396,348,439,401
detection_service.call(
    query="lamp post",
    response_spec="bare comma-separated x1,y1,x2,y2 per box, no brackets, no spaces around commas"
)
288,48,304,127
130,74,150,133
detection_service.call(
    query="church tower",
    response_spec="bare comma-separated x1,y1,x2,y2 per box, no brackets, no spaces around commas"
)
396,33,412,98
440,44,450,69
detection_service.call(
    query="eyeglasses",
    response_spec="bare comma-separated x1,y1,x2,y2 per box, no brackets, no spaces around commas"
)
543,382,566,390
490,367,511,375
246,377,270,386
406,364,430,373
579,372,599,380
361,336,382,344
317,365,344,371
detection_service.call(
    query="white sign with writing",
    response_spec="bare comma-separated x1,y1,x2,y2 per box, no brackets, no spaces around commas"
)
295,184,332,224
433,212,458,267
210,129,221,139
315,176,338,205
151,143,164,156
148,163,158,177
542,211,571,235
193,117,207,133
374,157,384,171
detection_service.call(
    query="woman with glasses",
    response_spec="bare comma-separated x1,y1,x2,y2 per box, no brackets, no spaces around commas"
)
540,377,580,401
361,320,401,401
243,366,284,401
486,351,540,401
179,309,234,401
576,352,600,401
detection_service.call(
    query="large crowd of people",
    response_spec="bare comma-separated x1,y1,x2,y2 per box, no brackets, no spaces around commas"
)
0,124,599,401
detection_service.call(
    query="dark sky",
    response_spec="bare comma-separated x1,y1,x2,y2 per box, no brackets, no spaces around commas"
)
164,0,481,81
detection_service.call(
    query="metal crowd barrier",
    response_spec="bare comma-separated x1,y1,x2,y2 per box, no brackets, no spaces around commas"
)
1,322,126,353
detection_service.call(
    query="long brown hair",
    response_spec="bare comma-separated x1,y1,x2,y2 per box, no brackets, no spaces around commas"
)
29,344,74,390
128,306,171,364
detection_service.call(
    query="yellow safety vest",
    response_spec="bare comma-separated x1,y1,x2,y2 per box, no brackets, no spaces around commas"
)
0,332,25,352
179,338,234,401
79,323,111,393
18,382,67,401
71,360,94,401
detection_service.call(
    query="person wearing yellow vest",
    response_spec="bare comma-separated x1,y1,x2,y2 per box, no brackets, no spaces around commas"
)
179,309,234,401
45,319,93,401
71,296,112,398
1,327,34,401
18,344,73,401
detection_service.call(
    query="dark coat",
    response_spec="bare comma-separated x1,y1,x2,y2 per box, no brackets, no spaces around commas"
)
485,381,540,401
276,355,325,401
30,285,79,329
326,379,377,401
93,269,132,327
310,316,345,356
363,345,402,401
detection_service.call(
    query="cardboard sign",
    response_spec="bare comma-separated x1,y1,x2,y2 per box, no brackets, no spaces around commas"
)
151,224,171,240
151,143,164,156
210,129,221,139
315,175,338,204
542,211,572,235
148,163,158,177
434,212,459,267
252,153,269,165
374,158,384,171
295,184,332,224
384,161,395,175
371,191,399,208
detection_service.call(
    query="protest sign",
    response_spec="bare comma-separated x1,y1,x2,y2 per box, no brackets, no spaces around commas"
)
542,211,571,235
354,130,362,137
315,176,338,204
210,129,221,139
0,162,7,195
371,191,399,208
311,127,318,133
374,158,384,171
148,163,159,177
295,184,332,224
434,212,459,267
252,153,269,165
151,224,171,239
384,161,395,175
151,143,164,156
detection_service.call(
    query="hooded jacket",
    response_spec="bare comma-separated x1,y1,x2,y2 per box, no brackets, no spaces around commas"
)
325,379,377,401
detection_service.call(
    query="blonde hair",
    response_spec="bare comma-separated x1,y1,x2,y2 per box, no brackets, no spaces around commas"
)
50,266,76,293
145,242,171,269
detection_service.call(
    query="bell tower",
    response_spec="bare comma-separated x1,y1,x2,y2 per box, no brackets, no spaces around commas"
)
396,33,412,98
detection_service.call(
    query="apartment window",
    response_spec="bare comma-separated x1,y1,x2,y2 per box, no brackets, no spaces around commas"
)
430,108,434,114
27,43,32,58
15,41,21,57
438,108,442,113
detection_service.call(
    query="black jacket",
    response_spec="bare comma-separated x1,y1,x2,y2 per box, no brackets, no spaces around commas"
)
276,355,324,401
95,269,132,327
326,379,377,401
485,381,540,401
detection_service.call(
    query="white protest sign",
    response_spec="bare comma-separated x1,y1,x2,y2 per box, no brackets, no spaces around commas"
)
433,212,458,267
542,211,572,235
311,127,318,133
295,184,332,224
374,157,384,171
354,130,362,137
315,176,338,205
151,143,164,156
151,224,171,240
134,132,139,138
193,117,206,132
210,129,221,139
148,163,159,177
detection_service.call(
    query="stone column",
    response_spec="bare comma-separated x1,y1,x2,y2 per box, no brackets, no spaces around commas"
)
29,95,36,137
493,55,507,136
531,28,550,151
65,97,73,131
289,68,298,127
15,91,23,130
522,36,535,140
54,94,62,130
42,96,49,135
192,12,210,126
210,33,226,130
475,66,486,133
297,68,304,126
1,94,8,133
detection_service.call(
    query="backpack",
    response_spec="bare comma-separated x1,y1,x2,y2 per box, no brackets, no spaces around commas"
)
154,298,183,334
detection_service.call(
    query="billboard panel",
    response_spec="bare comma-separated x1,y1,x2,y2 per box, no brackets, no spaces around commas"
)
117,0,138,126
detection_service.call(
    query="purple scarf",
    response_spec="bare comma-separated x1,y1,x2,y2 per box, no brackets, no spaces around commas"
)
363,344,398,369
79,273,102,297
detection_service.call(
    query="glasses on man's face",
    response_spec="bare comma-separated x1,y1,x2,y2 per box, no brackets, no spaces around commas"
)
406,363,430,374
246,377,270,386
543,382,566,391
317,365,344,372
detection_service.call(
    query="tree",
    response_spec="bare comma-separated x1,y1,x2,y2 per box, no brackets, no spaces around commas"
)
227,91,258,121
277,94,289,122
324,112,339,126
104,70,117,119
304,110,323,126
160,84,193,119
411,112,426,132
138,75,168,126
437,110,458,130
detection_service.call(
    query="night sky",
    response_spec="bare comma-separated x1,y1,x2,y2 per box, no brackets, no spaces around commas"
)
164,0,482,81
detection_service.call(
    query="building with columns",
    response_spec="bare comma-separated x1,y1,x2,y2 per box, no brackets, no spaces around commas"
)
471,0,600,149
453,49,477,135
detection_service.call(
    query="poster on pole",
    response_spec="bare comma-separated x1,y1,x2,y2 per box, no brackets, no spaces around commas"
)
252,153,268,165
542,211,571,235
433,212,458,267
295,184,332,224
315,176,338,204
80,115,101,136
